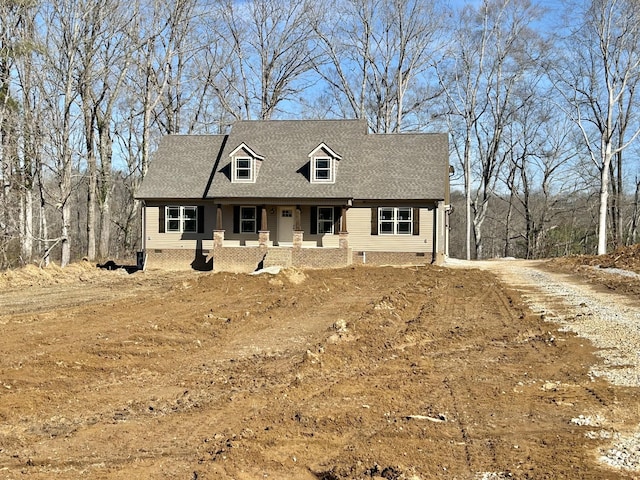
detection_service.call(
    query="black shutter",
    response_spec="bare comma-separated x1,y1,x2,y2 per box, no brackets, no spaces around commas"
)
197,206,205,233
256,206,263,233
310,206,317,235
371,207,378,235
233,206,240,234
333,206,341,235
413,208,420,235
159,205,165,233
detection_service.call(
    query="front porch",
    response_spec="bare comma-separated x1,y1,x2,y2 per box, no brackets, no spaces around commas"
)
211,228,351,272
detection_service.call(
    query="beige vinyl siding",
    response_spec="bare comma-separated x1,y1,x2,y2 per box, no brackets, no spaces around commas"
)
145,203,214,250
346,206,434,253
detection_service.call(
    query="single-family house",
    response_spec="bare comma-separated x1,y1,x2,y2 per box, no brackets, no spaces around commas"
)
136,119,450,272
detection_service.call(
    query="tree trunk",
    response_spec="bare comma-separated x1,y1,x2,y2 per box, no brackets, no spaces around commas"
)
98,194,111,258
597,160,610,255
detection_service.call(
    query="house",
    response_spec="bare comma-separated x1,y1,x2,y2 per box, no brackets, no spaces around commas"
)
136,119,450,272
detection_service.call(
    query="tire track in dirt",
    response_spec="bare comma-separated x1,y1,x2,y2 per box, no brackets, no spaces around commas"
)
447,258,640,475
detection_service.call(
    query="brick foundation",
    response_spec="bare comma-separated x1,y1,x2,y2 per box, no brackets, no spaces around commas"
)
352,251,432,266
211,246,353,272
147,247,434,272
211,246,267,273
145,249,213,271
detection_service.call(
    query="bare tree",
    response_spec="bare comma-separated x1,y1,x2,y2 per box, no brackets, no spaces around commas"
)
39,0,86,267
312,0,443,132
438,0,547,259
503,97,583,258
631,176,640,243
556,0,640,255
77,0,137,260
214,0,320,120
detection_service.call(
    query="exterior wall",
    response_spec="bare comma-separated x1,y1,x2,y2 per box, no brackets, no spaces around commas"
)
144,201,214,250
144,201,214,270
346,205,434,253
143,201,446,270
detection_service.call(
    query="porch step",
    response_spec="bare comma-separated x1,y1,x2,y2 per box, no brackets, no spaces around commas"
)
263,248,292,268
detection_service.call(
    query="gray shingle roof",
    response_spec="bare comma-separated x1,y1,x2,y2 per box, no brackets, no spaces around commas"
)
136,119,448,201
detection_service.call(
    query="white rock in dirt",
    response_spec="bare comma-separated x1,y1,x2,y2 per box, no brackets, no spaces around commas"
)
571,414,605,427
332,319,348,332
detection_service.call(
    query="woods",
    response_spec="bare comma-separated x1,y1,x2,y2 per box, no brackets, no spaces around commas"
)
1,0,640,268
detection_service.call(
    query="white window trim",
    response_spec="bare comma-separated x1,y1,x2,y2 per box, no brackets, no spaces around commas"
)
232,156,255,183
317,206,334,234
166,206,198,233
311,156,334,183
379,207,413,235
240,206,257,233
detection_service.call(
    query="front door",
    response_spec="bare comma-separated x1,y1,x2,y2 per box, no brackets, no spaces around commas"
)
277,207,294,244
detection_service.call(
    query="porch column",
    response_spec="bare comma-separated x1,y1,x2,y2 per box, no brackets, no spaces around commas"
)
259,206,270,248
293,230,303,249
213,229,225,248
260,206,268,231
340,206,348,233
216,204,223,230
258,230,270,248
339,206,349,249
294,206,302,231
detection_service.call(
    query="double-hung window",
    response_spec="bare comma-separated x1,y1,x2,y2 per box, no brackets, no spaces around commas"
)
166,206,198,233
379,207,412,235
233,157,254,182
317,207,334,234
308,143,340,184
312,157,333,183
240,206,257,233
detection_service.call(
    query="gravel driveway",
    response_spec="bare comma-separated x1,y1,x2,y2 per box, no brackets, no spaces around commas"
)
447,258,640,472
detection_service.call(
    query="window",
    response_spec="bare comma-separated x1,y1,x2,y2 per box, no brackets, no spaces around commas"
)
317,207,334,234
233,157,254,182
379,207,412,235
166,206,198,233
240,206,256,233
312,157,333,183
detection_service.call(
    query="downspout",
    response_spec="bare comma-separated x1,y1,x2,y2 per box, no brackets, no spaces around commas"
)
141,200,146,252
433,203,439,263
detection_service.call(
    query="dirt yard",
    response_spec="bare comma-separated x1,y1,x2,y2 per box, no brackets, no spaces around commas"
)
1,252,640,479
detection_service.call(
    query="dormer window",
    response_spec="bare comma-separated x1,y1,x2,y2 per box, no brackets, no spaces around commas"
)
229,143,264,183
234,157,254,182
309,143,341,184
313,157,333,182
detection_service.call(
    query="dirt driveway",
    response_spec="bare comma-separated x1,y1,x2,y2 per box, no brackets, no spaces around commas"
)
0,259,639,479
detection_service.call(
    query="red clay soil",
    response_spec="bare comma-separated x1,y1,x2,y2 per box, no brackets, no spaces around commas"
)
0,258,638,479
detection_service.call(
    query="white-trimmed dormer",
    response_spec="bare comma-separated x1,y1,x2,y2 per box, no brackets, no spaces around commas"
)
308,143,342,184
229,143,265,183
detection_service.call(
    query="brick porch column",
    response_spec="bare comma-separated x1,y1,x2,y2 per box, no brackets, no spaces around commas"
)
213,230,225,248
339,232,349,249
293,230,303,249
258,230,270,248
